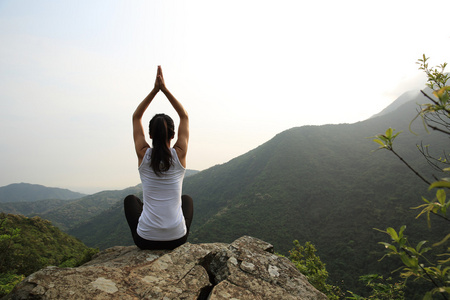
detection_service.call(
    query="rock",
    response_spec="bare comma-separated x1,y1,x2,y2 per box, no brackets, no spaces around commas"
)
5,236,328,299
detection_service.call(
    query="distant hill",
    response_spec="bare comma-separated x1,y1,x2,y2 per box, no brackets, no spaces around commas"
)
186,169,200,177
0,171,197,222
68,199,135,250
0,198,69,216
34,185,142,230
0,183,86,203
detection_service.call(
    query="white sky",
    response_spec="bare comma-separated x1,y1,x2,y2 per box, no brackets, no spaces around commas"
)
1,0,450,194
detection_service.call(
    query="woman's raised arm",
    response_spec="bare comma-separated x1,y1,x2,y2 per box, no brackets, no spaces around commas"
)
132,68,161,166
157,67,189,167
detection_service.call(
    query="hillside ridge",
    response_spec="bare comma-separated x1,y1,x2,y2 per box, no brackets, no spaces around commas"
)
0,183,86,203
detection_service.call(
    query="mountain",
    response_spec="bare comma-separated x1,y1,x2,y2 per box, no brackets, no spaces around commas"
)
0,172,199,217
68,198,135,250
369,89,424,118
0,198,70,216
0,185,142,230
67,90,447,296
186,169,200,177
34,185,142,230
8,91,446,296
0,183,86,203
181,91,447,294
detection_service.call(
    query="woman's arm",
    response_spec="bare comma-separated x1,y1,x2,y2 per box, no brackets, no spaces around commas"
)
132,68,161,166
157,67,189,167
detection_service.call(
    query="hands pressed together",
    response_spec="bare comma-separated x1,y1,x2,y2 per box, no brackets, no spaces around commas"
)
154,66,168,93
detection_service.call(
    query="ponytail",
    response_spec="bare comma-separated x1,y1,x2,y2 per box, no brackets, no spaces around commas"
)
149,114,175,175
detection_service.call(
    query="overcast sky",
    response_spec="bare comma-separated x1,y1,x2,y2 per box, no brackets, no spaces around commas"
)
1,0,450,193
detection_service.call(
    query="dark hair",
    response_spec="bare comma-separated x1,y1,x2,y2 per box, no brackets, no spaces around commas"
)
149,114,175,175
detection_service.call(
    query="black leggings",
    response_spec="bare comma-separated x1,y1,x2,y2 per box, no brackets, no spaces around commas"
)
123,194,194,250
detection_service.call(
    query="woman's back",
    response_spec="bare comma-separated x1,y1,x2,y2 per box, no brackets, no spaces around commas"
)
137,148,186,241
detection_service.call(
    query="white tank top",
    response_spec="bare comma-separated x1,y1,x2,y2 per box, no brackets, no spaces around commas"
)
137,148,187,241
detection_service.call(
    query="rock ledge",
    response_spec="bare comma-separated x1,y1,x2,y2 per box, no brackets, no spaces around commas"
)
6,236,327,299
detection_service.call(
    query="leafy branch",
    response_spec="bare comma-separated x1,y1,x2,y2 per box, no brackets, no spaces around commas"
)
376,226,449,300
372,128,431,185
370,55,450,300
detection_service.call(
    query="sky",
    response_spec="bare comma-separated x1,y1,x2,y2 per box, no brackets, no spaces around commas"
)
1,0,450,194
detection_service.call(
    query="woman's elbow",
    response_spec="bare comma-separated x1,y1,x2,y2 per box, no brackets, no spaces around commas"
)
132,111,142,121
180,110,189,120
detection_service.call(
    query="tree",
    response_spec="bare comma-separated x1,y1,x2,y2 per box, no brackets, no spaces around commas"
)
0,218,23,297
288,240,343,299
0,214,99,297
372,55,450,300
346,274,405,300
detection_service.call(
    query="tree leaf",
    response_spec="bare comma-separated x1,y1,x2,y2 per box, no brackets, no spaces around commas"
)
386,227,399,241
385,128,393,139
416,240,427,253
433,233,450,247
373,139,386,147
429,181,450,189
436,189,446,205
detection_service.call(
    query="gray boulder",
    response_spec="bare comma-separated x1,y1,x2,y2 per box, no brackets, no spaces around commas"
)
6,236,327,299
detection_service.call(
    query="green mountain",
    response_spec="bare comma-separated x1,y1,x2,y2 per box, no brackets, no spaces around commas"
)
0,186,142,231
68,199,136,250
182,91,447,293
34,185,142,230
0,172,199,218
0,198,69,216
69,90,447,295
0,183,86,203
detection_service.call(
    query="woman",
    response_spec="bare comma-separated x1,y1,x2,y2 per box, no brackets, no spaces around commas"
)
124,66,193,250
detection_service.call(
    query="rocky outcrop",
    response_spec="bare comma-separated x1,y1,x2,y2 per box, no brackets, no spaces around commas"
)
6,236,328,299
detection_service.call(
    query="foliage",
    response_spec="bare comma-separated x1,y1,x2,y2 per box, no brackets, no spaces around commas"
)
417,54,450,91
68,199,135,249
0,217,23,297
346,274,405,299
0,213,98,297
288,240,343,299
37,186,141,230
413,55,450,137
372,55,450,300
0,273,24,297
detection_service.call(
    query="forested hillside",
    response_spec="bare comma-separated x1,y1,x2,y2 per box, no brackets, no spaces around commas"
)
0,213,97,297
68,199,135,249
181,90,448,293
35,185,142,230
64,90,448,295
0,198,69,216
0,183,85,203
0,185,142,230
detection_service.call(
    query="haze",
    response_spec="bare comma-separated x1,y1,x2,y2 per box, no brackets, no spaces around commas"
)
1,0,449,193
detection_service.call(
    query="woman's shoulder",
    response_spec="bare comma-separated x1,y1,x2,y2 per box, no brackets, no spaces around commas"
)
171,148,185,170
